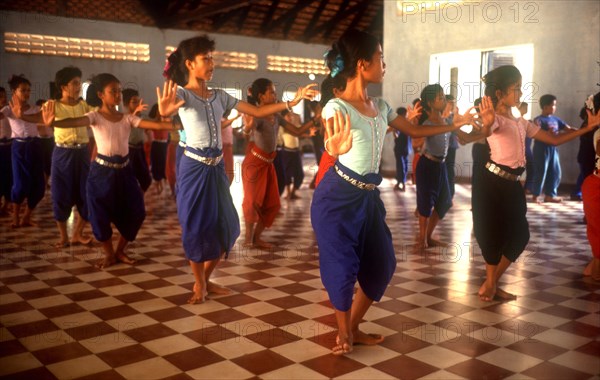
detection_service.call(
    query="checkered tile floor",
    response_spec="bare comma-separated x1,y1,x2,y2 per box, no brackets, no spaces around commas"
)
1,156,599,379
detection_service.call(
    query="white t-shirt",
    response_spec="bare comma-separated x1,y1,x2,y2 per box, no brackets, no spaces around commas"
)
0,105,41,138
86,111,141,157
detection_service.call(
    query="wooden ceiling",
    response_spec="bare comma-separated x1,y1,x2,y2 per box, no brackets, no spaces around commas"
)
0,0,384,45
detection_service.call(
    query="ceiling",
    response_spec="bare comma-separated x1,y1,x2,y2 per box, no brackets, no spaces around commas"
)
0,0,384,46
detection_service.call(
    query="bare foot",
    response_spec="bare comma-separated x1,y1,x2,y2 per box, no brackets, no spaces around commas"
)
332,334,353,356
116,252,136,265
478,281,496,302
583,261,593,276
20,219,37,227
589,258,600,281
71,235,93,246
188,282,207,304
253,238,273,249
494,288,517,301
427,238,449,248
413,240,427,254
54,240,70,248
207,281,232,295
353,330,384,346
96,255,116,269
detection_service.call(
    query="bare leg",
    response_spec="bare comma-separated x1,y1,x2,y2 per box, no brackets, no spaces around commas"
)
55,221,70,248
11,203,20,228
351,287,384,346
494,256,516,300
188,261,207,304
416,214,428,251
244,222,255,247
205,254,231,295
20,206,36,227
97,239,116,269
114,236,135,264
333,308,353,355
71,213,92,245
479,263,497,301
253,221,273,249
591,258,600,281
426,211,448,247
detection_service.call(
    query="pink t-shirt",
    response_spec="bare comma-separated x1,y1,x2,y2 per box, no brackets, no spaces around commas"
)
86,111,141,157
222,125,233,145
487,114,540,169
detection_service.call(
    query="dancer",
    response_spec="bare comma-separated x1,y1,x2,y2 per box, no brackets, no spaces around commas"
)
0,75,45,228
159,35,317,303
582,92,600,280
43,73,175,269
0,87,12,216
124,88,152,193
241,78,318,248
473,65,600,301
311,29,479,355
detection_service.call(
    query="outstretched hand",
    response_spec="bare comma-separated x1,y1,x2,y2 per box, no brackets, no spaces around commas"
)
41,100,56,126
585,108,600,130
477,96,495,130
324,110,352,156
9,94,24,119
452,106,476,129
156,80,185,117
133,98,148,116
291,83,319,106
407,101,422,124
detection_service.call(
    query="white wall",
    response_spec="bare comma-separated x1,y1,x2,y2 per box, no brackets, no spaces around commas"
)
0,10,336,105
382,1,600,184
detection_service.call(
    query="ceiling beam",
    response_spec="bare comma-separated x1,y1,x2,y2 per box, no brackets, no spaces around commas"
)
302,0,328,41
260,0,281,34
163,0,259,27
367,2,383,35
212,7,245,31
236,5,253,32
306,0,363,40
347,1,369,32
324,0,351,38
263,0,314,32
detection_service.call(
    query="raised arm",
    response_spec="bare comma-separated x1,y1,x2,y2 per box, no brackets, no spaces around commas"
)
323,111,352,158
389,105,476,138
157,80,185,117
42,101,90,128
9,94,43,124
221,114,241,129
235,84,318,118
456,96,496,144
280,116,317,137
532,111,599,146
138,118,178,130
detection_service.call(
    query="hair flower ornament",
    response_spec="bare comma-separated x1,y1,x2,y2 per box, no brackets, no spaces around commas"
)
585,94,595,113
324,50,344,78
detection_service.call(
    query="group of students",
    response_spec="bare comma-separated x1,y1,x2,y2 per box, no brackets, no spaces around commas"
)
1,29,599,357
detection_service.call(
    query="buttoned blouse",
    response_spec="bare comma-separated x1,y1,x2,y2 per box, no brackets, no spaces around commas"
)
487,114,540,169
176,87,238,150
323,98,396,175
